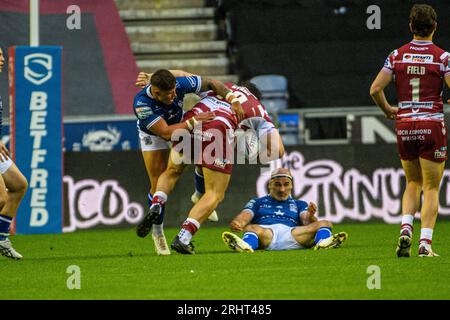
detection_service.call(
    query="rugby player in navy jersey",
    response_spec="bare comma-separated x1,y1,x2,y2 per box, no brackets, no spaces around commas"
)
370,4,450,257
222,168,348,253
133,69,244,255
145,81,285,255
0,48,28,260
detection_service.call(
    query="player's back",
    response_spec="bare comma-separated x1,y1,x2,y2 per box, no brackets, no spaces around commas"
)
386,40,450,121
192,83,273,129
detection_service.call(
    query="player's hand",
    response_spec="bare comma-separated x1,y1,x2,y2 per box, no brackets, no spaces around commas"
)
0,142,10,162
230,220,244,232
307,202,317,216
232,101,245,123
194,112,215,122
135,72,150,88
301,202,317,222
447,98,450,104
385,105,398,120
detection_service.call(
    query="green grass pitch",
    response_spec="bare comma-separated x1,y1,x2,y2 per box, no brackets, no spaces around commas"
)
1,221,450,300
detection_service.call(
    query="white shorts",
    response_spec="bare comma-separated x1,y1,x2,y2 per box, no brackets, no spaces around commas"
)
0,155,14,175
259,224,303,251
138,129,171,151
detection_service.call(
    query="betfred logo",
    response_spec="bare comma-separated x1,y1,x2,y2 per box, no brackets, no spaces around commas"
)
24,53,53,85
402,53,433,64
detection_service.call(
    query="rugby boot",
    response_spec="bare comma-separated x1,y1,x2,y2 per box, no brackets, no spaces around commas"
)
396,229,412,258
0,238,23,260
136,203,162,238
171,236,195,255
314,232,348,250
222,232,254,253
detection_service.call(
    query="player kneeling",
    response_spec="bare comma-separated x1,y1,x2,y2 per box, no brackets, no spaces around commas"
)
222,168,348,252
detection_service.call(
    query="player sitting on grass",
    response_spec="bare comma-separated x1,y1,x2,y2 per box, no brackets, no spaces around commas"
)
222,168,348,252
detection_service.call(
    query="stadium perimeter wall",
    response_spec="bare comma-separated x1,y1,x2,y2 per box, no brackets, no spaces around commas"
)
63,144,450,232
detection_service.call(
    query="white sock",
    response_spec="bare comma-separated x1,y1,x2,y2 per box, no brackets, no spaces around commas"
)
152,223,164,236
178,218,201,245
419,228,433,247
153,191,167,202
400,214,414,235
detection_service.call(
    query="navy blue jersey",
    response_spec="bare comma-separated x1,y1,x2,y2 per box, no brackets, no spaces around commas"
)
133,75,202,136
243,195,308,227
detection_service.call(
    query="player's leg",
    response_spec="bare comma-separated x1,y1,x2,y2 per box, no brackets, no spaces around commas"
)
243,224,273,249
171,166,230,254
148,149,187,210
188,166,230,223
222,224,273,253
0,162,28,260
417,157,445,257
136,148,169,237
397,159,422,257
291,220,347,249
192,166,219,222
136,132,172,255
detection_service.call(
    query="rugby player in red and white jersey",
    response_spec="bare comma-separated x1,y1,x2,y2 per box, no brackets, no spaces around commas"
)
143,81,285,254
370,4,450,257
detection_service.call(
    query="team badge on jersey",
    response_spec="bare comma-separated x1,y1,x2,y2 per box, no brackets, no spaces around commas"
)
289,203,297,213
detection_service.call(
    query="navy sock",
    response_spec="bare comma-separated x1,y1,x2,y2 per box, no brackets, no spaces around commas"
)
314,227,332,245
243,232,259,250
147,192,153,207
194,167,205,195
0,214,13,241
154,206,165,225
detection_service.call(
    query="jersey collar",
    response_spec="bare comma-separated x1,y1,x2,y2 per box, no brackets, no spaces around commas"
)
410,40,433,45
267,194,293,202
146,85,154,98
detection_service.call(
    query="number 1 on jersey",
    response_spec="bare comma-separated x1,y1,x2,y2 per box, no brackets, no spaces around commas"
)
409,78,420,102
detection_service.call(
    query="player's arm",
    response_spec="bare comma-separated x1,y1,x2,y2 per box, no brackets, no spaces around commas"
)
0,141,10,160
300,202,318,226
229,210,253,232
135,70,196,88
200,77,245,122
370,70,398,120
445,75,450,104
260,129,285,162
149,112,215,140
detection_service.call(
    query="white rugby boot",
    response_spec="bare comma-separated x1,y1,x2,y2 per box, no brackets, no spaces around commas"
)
222,232,254,253
418,245,439,257
0,238,23,260
314,232,348,250
152,233,171,256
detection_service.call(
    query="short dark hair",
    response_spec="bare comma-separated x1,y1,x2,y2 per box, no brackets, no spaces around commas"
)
238,80,263,100
150,69,176,91
409,4,437,37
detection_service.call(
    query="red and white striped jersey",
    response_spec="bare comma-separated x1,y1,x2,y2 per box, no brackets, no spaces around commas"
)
192,83,274,132
382,40,450,121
